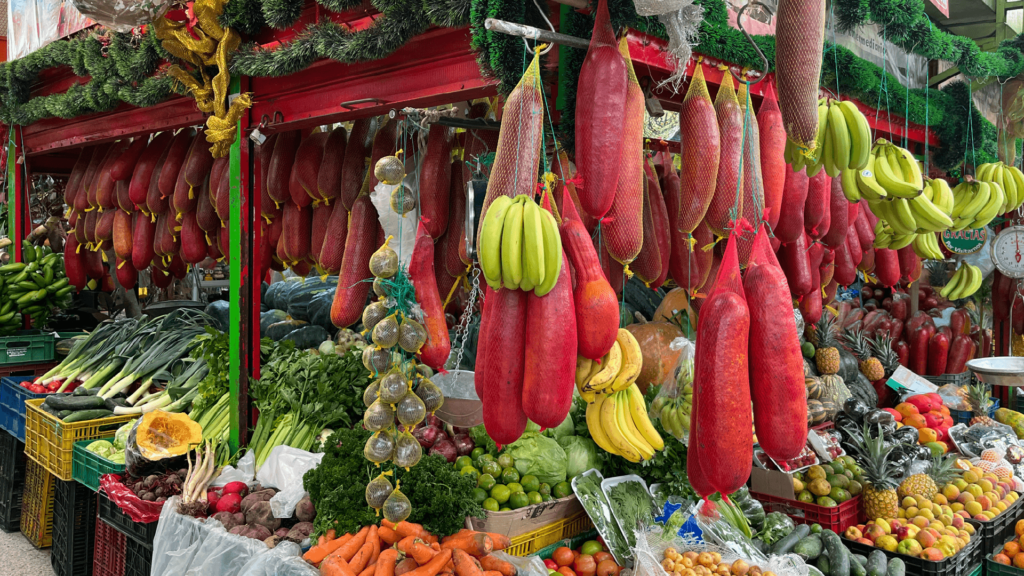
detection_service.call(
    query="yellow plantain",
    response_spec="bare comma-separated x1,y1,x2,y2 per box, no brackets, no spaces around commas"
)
626,384,664,451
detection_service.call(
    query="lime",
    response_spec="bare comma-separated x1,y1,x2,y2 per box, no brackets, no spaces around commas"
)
500,507,511,511
538,483,551,497
506,482,524,495
472,488,489,504
498,454,514,469
527,491,543,505
541,494,553,502
483,498,500,512
460,466,480,482
553,481,571,499
501,467,520,484
471,447,485,460
477,474,497,491
580,541,603,556
456,456,474,470
521,475,540,493
478,453,496,466
491,485,511,504
482,461,501,477
509,492,530,509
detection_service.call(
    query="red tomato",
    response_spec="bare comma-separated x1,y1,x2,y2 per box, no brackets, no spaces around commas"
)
544,560,559,571
593,553,613,565
28,384,46,394
574,555,596,576
557,568,576,576
596,560,620,576
552,547,574,567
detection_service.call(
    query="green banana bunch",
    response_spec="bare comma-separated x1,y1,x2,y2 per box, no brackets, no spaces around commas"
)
478,194,563,295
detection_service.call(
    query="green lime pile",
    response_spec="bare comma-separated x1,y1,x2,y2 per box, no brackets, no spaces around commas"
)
455,448,572,513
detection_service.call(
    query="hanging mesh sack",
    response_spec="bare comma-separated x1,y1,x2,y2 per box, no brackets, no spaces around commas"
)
735,83,766,267
364,399,396,431
758,83,787,231
362,346,392,374
677,63,721,234
366,473,394,510
369,238,399,278
476,48,544,257
669,219,714,292
775,165,810,244
393,432,422,469
775,0,826,151
704,75,744,237
415,378,444,413
632,160,663,284
379,370,410,404
396,394,426,427
365,429,396,464
363,380,381,407
398,316,428,353
602,37,646,265
372,313,401,348
382,486,412,523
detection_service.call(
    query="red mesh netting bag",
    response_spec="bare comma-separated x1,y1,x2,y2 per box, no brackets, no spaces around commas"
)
689,234,751,495
775,0,826,152
775,165,809,244
100,474,163,524
759,83,787,231
476,287,529,446
744,225,807,461
705,76,744,237
632,160,663,284
677,63,720,234
735,82,765,267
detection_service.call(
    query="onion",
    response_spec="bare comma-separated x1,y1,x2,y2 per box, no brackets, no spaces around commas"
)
451,426,470,435
452,433,474,456
429,439,458,463
413,425,442,448
424,413,443,429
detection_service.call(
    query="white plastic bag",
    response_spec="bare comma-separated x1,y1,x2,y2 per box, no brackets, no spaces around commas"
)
212,450,257,487
256,445,324,518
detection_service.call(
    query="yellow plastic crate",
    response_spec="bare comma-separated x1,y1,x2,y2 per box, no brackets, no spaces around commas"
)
23,399,133,481
504,510,594,557
19,459,53,549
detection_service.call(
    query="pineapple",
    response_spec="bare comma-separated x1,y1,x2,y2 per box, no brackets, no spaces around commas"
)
855,424,901,519
870,334,901,380
966,383,990,417
813,315,841,375
898,454,962,500
845,329,884,382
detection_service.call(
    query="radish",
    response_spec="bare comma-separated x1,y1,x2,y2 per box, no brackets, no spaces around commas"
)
222,481,249,496
216,493,244,514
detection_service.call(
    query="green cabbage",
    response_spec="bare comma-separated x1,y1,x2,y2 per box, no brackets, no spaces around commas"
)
543,415,574,440
113,419,137,450
557,435,601,479
87,440,114,458
505,432,567,486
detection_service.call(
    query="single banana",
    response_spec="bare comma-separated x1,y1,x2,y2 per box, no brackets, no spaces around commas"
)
889,199,918,235
838,100,871,170
931,178,954,214
534,208,563,296
584,341,622,393
889,233,916,250
615,391,654,460
828,103,851,174
908,195,954,231
587,395,621,457
519,243,536,293
1001,166,1019,210
500,199,524,289
599,392,642,462
575,356,593,388
822,122,838,178
479,196,512,288
856,154,889,200
1009,166,1024,210
840,168,861,202
521,200,545,288
896,145,924,191
976,163,994,182
610,329,642,391
626,384,664,451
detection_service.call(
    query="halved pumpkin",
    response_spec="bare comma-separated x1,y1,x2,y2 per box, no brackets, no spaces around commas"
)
136,410,203,460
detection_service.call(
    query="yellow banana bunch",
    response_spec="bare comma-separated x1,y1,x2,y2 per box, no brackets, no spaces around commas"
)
586,383,664,463
975,162,1024,215
789,99,871,178
940,262,983,301
951,180,1003,230
867,139,923,199
574,329,643,401
478,194,563,295
911,233,945,260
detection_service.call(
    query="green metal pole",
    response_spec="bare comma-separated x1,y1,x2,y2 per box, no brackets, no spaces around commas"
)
228,77,242,454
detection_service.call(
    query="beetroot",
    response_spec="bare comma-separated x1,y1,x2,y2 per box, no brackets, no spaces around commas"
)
275,527,291,538
295,495,316,523
452,434,475,457
245,501,281,531
207,489,221,510
429,439,458,463
216,493,243,514
413,425,442,448
212,511,243,531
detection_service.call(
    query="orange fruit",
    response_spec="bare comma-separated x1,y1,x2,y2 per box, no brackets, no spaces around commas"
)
995,554,1011,565
1005,542,1021,557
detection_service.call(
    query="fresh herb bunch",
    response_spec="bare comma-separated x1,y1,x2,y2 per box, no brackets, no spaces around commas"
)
404,454,486,536
191,328,230,415
607,480,654,548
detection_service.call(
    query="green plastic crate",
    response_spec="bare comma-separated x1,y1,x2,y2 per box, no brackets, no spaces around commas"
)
533,530,599,560
0,331,54,366
71,440,124,492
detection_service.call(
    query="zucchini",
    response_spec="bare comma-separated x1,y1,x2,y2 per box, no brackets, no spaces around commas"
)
771,523,810,555
45,395,106,411
62,409,113,422
866,550,886,576
852,555,867,567
849,555,866,576
38,404,62,417
817,553,831,576
57,410,72,419
885,558,904,576
822,530,849,576
72,386,96,396
793,534,823,561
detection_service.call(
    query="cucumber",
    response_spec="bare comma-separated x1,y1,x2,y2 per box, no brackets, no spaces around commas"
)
817,553,831,576
57,410,72,419
884,558,904,576
852,555,867,567
104,398,129,411
849,555,866,576
793,534,823,560
38,404,62,417
45,395,106,411
62,409,113,422
771,523,810,555
821,531,849,576
72,386,96,396
866,550,887,576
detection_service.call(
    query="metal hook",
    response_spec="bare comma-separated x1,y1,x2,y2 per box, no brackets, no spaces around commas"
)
524,0,557,56
729,1,772,86
273,111,284,124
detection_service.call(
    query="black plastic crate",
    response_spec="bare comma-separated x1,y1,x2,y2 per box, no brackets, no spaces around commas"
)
843,519,983,576
0,430,25,479
977,496,1024,556
98,490,156,547
51,479,98,576
124,536,152,576
0,475,23,532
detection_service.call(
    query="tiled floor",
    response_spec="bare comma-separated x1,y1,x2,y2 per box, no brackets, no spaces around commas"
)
0,526,52,574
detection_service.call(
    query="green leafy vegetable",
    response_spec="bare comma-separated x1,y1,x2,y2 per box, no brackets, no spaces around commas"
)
757,511,795,546
558,435,601,479
607,480,654,548
574,473,630,562
505,432,567,486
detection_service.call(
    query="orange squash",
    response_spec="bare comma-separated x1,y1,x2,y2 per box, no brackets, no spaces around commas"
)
652,288,696,328
624,321,684,392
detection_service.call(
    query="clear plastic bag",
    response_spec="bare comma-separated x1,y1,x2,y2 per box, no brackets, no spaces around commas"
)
937,383,970,410
254,446,325,518
651,337,694,443
125,416,184,478
211,451,256,487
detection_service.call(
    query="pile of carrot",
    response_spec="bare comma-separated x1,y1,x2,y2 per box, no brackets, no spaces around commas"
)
304,520,518,576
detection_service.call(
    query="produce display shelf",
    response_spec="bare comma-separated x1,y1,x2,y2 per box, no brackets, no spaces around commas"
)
975,497,1024,559
842,519,984,576
0,376,49,442
503,510,594,557
0,331,55,366
98,490,157,547
93,517,126,576
50,479,97,576
19,459,54,549
124,535,152,576
72,439,125,492
750,491,864,534
985,543,1024,576
23,398,133,481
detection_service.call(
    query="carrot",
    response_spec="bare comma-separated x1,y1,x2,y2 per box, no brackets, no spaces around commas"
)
375,549,401,576
395,558,420,576
399,537,437,565
431,543,441,552
320,555,358,576
319,535,329,547
368,526,381,565
483,571,504,576
480,534,510,552
440,533,493,557
452,549,485,576
305,532,355,564
404,550,453,576
479,556,516,576
327,529,337,541
379,526,400,545
394,521,436,544
350,541,375,573
359,563,377,576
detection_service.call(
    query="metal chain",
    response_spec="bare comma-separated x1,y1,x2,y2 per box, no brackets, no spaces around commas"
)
449,265,482,371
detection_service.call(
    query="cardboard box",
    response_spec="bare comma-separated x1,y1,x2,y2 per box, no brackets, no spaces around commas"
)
749,467,797,500
466,495,583,539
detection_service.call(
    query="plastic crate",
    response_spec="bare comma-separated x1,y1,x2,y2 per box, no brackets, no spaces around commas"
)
843,520,983,576
98,490,157,547
0,429,26,478
124,536,152,576
533,530,600,560
23,398,133,481
924,371,972,388
93,517,126,576
19,459,54,548
750,491,864,534
985,543,1024,576
73,439,125,492
975,496,1024,558
949,398,1000,426
0,376,49,441
0,432,26,533
501,510,595,557
0,361,58,379
0,331,55,366
51,479,98,576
